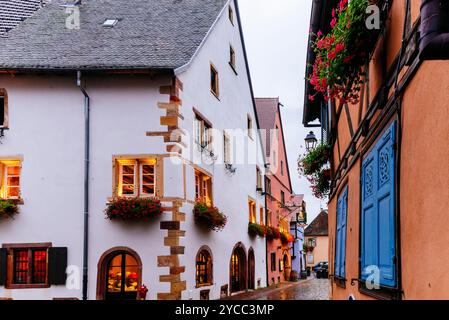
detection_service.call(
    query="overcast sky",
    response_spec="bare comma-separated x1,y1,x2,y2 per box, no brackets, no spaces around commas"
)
239,0,324,223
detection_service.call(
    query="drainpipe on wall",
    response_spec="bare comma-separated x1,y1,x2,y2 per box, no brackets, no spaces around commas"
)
264,175,269,287
77,71,90,301
419,0,449,60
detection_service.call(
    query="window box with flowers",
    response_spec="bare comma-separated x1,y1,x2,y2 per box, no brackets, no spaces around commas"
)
193,202,227,232
266,226,281,241
105,197,163,221
308,0,380,105
0,199,19,219
248,222,266,238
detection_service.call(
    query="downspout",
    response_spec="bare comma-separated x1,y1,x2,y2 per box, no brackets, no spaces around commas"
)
77,71,90,301
419,0,449,60
392,0,410,300
264,175,269,287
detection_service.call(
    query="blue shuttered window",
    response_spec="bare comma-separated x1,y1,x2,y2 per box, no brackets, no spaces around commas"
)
361,122,397,288
335,186,348,278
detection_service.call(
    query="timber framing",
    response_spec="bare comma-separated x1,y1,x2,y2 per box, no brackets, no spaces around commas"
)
328,18,422,201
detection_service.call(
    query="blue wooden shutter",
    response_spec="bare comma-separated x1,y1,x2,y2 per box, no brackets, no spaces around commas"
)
335,187,348,278
334,197,342,277
340,187,348,278
361,122,396,287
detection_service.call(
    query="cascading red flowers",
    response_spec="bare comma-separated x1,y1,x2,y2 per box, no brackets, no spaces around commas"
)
105,197,163,221
308,0,372,105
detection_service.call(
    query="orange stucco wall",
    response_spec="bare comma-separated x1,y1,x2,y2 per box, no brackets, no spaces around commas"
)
305,236,329,268
327,1,449,300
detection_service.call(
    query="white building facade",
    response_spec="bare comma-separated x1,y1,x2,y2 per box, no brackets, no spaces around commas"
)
0,0,267,300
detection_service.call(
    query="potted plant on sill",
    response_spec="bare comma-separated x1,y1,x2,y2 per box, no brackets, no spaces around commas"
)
193,202,227,232
0,199,19,218
105,197,163,221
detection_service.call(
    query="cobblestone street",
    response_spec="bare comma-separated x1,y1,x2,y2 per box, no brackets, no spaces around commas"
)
225,276,330,300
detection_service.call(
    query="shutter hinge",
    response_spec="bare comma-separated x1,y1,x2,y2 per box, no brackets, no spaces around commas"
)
393,256,397,265
393,142,398,151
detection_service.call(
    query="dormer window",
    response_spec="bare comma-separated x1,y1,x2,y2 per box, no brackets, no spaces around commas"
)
103,19,119,28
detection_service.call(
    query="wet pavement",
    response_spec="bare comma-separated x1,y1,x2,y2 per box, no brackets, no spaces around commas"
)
225,276,330,300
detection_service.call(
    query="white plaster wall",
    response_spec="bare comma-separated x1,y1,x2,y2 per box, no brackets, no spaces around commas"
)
0,0,267,301
177,0,268,299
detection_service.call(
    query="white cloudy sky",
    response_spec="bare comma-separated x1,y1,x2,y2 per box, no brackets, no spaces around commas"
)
239,0,325,223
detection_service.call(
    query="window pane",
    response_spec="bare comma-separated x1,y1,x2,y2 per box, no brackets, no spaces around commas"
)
122,185,134,195
32,250,47,284
142,175,154,185
142,185,154,195
142,165,154,175
7,176,20,187
122,175,134,185
108,254,123,293
122,165,134,175
7,166,20,175
14,250,29,284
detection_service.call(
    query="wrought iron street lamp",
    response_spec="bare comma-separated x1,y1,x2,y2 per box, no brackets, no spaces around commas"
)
304,131,317,151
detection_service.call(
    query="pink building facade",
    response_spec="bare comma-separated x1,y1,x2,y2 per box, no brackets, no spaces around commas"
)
255,98,294,284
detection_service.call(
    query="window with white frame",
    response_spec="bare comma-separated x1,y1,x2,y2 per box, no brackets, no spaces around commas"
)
116,159,156,197
194,115,212,151
0,160,21,199
223,131,232,164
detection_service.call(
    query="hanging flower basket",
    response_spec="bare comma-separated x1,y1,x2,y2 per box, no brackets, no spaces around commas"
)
308,0,375,104
266,226,281,241
193,202,227,232
298,144,331,200
105,197,163,221
248,223,267,238
0,199,19,218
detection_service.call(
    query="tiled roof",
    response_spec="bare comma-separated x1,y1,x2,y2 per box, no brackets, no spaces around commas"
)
0,0,228,70
0,0,47,36
305,210,328,236
255,97,279,158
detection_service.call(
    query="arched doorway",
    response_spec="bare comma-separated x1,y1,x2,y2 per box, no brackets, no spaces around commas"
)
230,243,247,293
247,248,255,290
283,251,291,281
97,247,142,300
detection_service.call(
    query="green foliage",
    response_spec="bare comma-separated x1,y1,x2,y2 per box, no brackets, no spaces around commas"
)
0,200,19,218
248,223,266,238
194,202,227,232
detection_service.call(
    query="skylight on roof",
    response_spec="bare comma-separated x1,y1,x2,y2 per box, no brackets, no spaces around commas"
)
103,19,119,27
